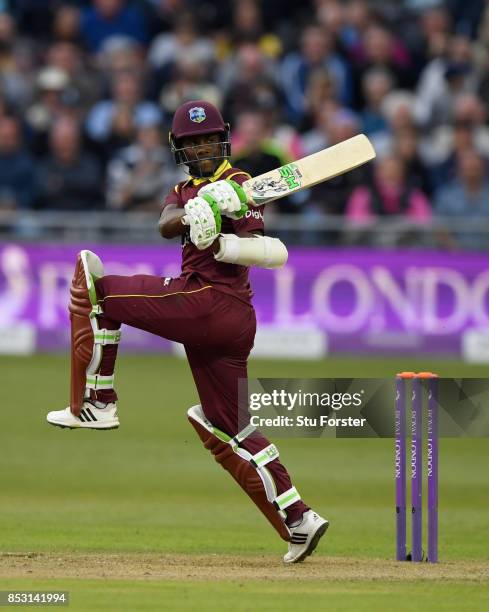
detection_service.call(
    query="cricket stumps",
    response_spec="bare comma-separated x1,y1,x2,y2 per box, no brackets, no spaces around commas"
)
395,371,439,563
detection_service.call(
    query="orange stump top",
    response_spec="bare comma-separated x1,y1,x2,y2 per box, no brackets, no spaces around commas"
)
396,371,439,378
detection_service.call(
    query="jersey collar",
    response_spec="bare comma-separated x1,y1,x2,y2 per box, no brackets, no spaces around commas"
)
190,160,231,186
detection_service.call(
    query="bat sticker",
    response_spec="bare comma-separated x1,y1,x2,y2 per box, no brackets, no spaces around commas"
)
249,164,303,203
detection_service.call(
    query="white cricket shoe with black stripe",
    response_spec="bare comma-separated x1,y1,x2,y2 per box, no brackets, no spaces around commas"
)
283,510,329,564
46,402,119,430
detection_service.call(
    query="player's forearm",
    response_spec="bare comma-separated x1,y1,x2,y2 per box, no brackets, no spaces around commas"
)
158,208,187,239
214,234,288,269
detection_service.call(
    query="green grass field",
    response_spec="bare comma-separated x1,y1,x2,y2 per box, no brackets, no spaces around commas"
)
1,355,488,611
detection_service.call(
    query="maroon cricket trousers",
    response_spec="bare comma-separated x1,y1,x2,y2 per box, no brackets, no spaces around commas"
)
93,272,308,524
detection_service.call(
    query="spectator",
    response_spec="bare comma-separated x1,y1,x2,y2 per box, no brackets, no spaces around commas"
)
280,24,352,124
25,66,73,155
51,4,82,45
220,42,280,125
349,24,414,108
301,102,344,156
232,109,289,176
46,41,104,115
159,56,222,117
97,37,145,82
301,67,339,132
315,0,346,40
307,110,368,216
37,116,103,211
346,154,431,222
80,0,149,55
360,67,394,137
85,70,162,157
422,92,489,169
410,5,451,73
340,0,374,56
428,119,476,191
370,90,417,157
0,12,34,111
106,124,182,211
415,33,477,129
259,101,304,162
232,108,301,217
361,26,412,82
230,0,282,59
395,126,433,196
148,11,215,76
0,114,37,211
434,148,489,249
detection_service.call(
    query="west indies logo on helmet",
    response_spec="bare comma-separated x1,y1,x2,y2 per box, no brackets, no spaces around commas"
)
169,100,231,178
189,106,206,123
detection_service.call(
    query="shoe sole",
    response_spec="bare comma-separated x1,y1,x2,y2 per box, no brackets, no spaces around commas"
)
289,520,329,564
47,420,119,431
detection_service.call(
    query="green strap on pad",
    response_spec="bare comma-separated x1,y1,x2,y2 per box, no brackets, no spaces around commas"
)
250,443,279,468
86,374,115,390
94,329,121,345
274,486,301,511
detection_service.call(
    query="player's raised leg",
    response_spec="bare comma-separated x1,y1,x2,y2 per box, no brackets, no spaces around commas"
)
47,254,218,429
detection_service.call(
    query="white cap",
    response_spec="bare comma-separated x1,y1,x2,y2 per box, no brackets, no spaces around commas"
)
37,66,69,90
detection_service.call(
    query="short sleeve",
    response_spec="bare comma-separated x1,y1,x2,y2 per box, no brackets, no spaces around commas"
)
162,184,182,209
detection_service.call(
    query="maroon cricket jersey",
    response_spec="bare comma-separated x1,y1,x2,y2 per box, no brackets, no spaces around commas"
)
162,161,265,304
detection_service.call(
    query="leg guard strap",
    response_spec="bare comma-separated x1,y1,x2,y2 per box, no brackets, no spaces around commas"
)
86,374,115,390
188,405,300,541
273,486,301,511
229,422,257,448
250,444,279,468
94,329,122,346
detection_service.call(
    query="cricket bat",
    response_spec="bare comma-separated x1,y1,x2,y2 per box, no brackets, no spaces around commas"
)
242,134,376,206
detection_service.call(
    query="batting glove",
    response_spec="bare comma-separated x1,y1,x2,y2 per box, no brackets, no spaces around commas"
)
198,179,248,220
183,195,222,250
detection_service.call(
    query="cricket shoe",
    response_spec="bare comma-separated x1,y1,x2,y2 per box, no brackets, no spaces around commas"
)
283,510,329,564
46,402,119,430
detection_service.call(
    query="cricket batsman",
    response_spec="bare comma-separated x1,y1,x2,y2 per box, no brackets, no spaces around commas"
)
46,100,329,563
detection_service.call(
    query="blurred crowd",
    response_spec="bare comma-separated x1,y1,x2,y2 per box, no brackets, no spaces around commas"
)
1,0,489,248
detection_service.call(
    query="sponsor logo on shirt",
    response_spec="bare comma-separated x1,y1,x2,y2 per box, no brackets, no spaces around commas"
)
245,209,264,221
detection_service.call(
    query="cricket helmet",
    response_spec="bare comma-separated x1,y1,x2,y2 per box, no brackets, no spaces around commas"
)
169,100,231,173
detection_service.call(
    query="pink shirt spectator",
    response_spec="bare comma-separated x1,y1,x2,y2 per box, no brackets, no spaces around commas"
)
346,183,432,222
